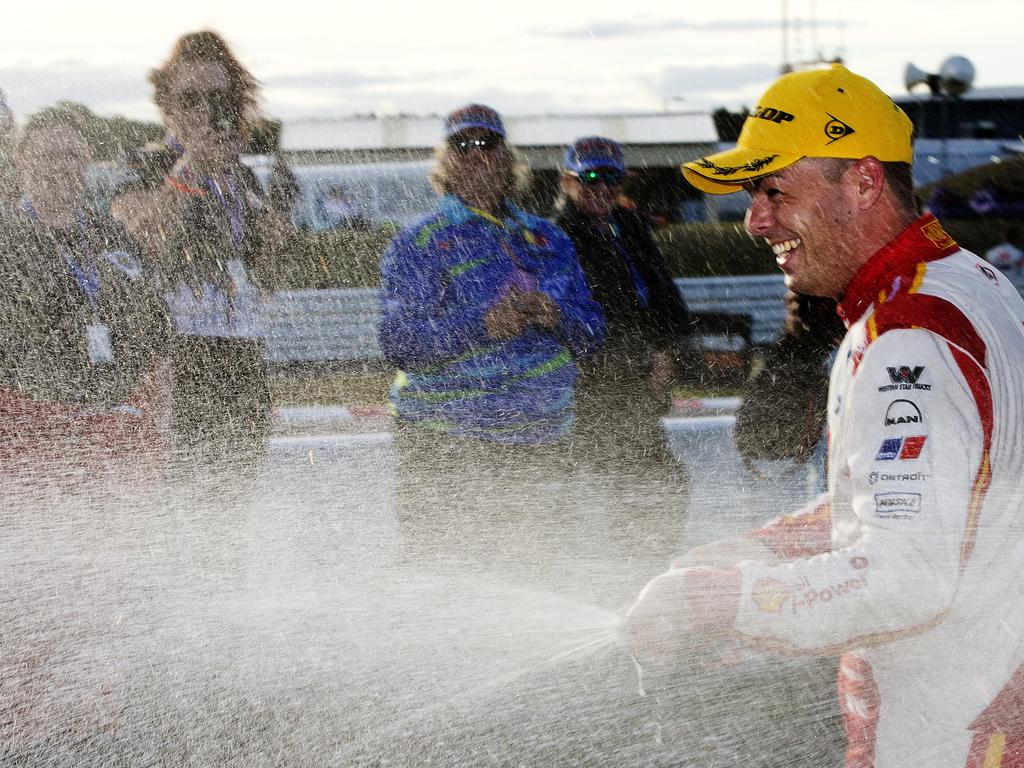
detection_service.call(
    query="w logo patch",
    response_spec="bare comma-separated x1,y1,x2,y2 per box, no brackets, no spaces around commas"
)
887,366,924,384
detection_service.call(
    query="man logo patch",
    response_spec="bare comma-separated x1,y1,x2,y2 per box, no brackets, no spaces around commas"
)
824,113,855,143
874,492,922,520
884,399,922,427
876,436,927,461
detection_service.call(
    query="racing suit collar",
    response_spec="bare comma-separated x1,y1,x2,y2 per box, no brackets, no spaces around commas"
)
438,195,526,229
837,213,960,327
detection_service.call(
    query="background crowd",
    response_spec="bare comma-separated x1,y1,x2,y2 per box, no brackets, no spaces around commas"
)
0,33,700,474
0,29,847,561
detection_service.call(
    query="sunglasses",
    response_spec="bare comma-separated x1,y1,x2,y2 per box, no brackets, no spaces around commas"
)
572,168,625,187
448,134,503,154
173,89,241,132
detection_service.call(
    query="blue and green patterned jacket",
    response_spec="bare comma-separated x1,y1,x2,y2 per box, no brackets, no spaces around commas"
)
379,196,606,444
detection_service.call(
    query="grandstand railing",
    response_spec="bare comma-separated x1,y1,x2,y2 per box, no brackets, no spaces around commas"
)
263,275,790,365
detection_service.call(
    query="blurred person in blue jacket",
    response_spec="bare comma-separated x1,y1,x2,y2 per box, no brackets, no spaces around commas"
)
378,104,606,575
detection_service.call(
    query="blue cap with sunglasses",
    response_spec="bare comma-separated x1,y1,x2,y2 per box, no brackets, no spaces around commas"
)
444,104,506,138
563,136,626,175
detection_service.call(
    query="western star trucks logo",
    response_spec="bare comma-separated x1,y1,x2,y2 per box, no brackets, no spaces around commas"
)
878,366,932,392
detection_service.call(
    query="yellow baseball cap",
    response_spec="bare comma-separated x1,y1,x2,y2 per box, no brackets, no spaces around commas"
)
682,64,914,195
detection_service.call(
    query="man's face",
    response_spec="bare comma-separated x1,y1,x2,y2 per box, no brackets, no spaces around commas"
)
561,167,624,219
17,125,91,211
164,60,242,161
442,129,513,203
744,158,859,300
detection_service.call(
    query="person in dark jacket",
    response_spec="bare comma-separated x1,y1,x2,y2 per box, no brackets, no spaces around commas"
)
734,292,846,462
0,105,170,484
555,137,692,476
555,136,693,582
734,291,846,493
115,31,291,479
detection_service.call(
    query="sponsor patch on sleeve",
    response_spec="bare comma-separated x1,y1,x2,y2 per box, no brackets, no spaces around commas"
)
899,435,926,459
874,492,922,520
875,436,927,461
876,438,903,461
878,365,932,392
883,399,922,428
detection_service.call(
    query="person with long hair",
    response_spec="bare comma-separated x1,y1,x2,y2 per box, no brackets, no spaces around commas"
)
379,104,605,570
116,30,290,478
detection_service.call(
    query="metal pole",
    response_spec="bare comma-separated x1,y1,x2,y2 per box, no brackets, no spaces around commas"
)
782,0,790,72
940,95,949,182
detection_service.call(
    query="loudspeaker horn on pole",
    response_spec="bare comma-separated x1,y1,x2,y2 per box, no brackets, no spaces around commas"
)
938,56,976,98
905,62,940,96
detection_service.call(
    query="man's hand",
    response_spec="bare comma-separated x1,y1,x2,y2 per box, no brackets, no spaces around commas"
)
622,568,695,662
622,566,743,663
485,289,561,339
517,290,562,329
485,289,529,339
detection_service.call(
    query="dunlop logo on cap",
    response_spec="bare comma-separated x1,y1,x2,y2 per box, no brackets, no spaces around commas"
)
824,113,855,144
750,106,795,124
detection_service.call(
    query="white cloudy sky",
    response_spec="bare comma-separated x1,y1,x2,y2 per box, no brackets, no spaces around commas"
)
0,0,1018,123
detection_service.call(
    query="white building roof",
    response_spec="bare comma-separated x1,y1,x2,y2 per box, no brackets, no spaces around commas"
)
898,85,1024,101
282,111,718,153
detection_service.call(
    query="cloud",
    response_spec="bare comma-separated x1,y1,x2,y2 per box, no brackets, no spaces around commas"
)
267,84,576,121
0,61,478,122
263,68,468,90
651,62,779,99
532,18,846,41
0,61,154,120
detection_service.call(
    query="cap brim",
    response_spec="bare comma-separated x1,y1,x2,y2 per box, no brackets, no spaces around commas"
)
681,147,803,195
568,160,627,175
447,121,507,138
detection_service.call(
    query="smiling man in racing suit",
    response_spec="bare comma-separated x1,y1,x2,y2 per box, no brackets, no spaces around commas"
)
624,64,1024,768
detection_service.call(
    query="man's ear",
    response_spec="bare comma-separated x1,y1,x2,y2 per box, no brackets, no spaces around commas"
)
851,156,885,210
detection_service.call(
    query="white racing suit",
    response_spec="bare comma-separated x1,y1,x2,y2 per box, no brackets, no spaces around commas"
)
736,215,1024,767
